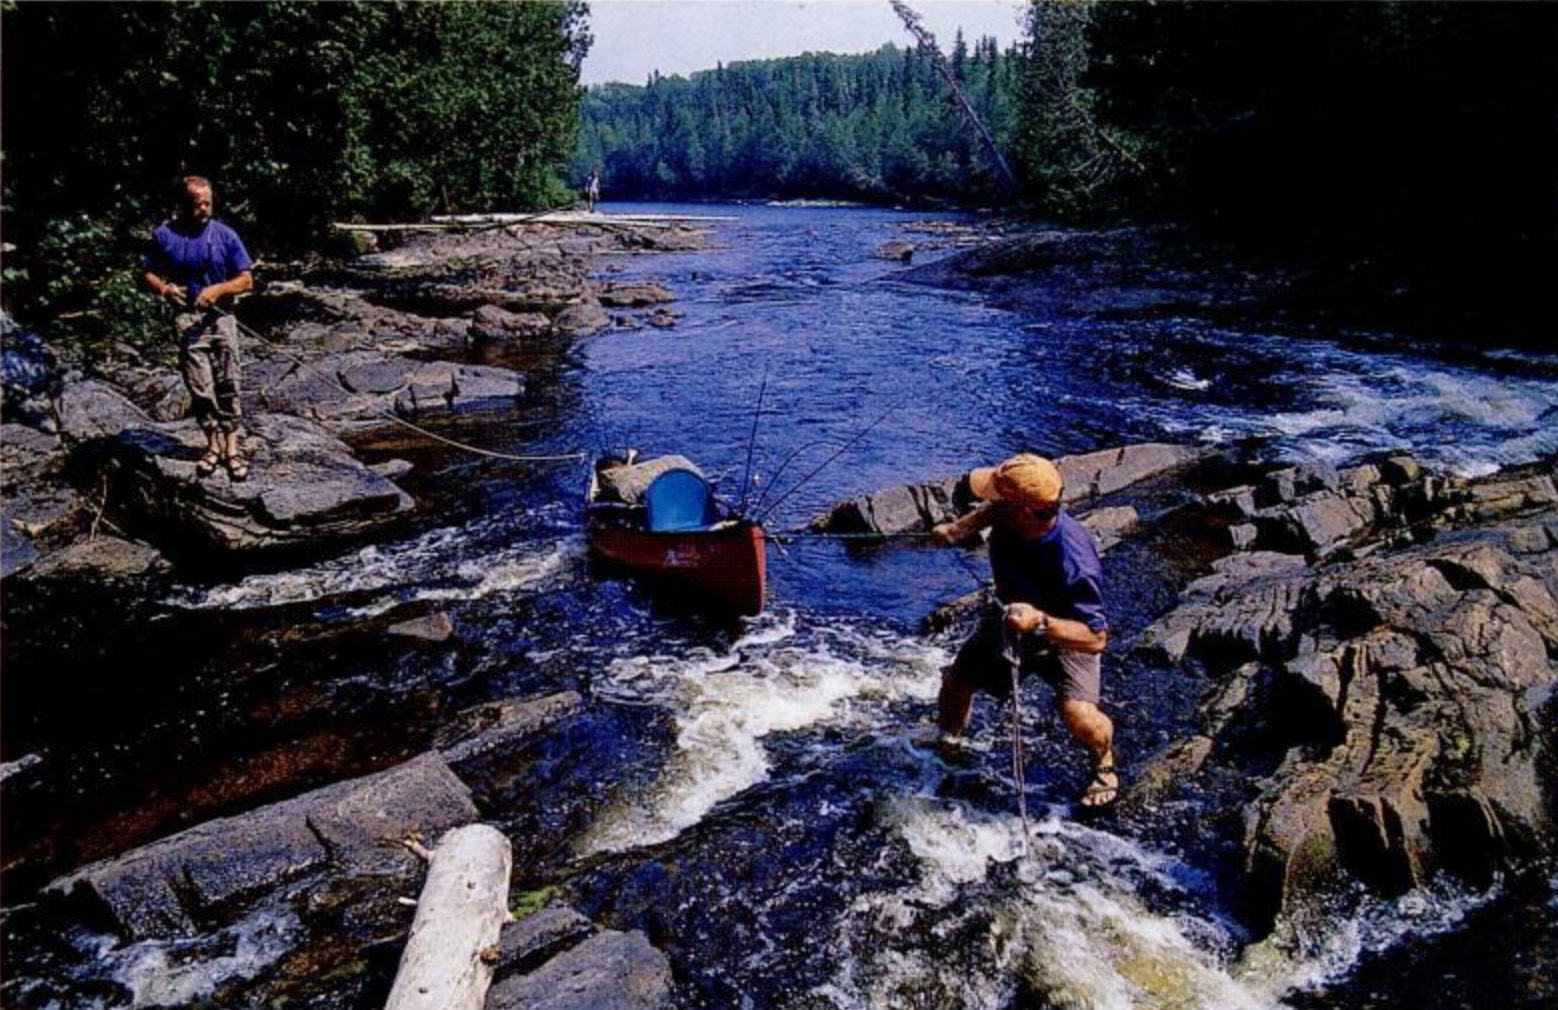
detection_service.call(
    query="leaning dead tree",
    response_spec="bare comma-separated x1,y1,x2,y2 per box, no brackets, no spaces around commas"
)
889,0,1021,192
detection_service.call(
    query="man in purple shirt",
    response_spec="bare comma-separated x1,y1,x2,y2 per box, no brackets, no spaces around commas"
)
931,453,1118,809
143,176,254,480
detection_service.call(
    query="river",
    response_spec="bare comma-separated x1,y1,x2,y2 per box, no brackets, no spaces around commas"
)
3,203,1555,1008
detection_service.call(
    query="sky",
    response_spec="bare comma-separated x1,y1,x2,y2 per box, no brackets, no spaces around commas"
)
581,0,1029,86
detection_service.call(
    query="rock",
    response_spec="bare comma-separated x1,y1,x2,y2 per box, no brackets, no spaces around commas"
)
437,691,585,774
813,443,1198,537
45,753,477,939
598,282,675,308
394,361,524,418
874,240,916,262
553,298,610,336
1281,491,1377,557
387,612,456,643
0,752,44,789
471,304,551,341
645,310,678,329
372,459,415,481
1057,443,1203,503
119,368,190,422
97,413,414,559
1,316,61,430
55,379,153,444
495,907,597,979
486,930,673,1010
1150,528,1558,927
1080,505,1139,551
20,535,171,584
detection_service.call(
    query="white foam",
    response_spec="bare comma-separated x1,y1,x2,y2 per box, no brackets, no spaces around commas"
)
167,520,581,615
104,908,298,1009
579,614,947,855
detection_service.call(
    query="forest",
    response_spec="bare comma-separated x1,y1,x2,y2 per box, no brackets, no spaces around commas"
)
571,36,1020,205
0,1,590,345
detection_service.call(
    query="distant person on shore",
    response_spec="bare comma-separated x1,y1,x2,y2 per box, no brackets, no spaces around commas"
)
585,169,601,213
143,175,255,481
928,454,1118,809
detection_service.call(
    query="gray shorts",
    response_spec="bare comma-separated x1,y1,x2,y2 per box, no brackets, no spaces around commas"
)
947,612,1103,706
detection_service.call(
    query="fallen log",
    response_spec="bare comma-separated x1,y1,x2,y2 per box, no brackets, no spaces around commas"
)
385,823,514,1010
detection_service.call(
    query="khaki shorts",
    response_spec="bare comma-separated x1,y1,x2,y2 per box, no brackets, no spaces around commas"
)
947,611,1103,706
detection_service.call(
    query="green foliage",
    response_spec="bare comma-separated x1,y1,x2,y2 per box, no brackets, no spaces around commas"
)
573,42,1022,205
510,885,559,918
1,1,589,348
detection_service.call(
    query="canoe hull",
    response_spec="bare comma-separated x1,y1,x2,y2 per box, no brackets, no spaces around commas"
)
587,519,766,616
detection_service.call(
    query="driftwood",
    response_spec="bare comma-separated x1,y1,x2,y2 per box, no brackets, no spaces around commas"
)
384,824,514,1010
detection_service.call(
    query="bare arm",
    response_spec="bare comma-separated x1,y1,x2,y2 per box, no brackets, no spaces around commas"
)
194,270,253,308
143,269,187,307
1004,603,1108,655
930,504,994,547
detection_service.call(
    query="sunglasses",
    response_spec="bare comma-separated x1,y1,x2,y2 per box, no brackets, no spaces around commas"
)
994,501,1060,523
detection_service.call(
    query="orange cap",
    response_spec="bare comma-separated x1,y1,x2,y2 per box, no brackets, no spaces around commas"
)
968,453,1064,508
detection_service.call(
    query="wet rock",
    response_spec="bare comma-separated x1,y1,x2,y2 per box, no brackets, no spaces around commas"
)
19,535,171,584
1147,526,1558,926
437,691,585,773
645,310,679,329
486,930,673,1010
0,753,44,792
874,240,916,262
55,379,152,445
45,753,477,940
495,907,597,979
97,412,414,559
553,298,610,336
372,459,415,481
387,612,456,643
598,282,675,308
471,304,551,341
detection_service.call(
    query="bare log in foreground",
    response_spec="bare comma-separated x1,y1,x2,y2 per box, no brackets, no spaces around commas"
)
385,823,514,1010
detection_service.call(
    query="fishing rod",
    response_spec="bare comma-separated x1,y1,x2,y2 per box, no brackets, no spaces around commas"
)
754,409,895,525
735,366,769,517
744,436,850,520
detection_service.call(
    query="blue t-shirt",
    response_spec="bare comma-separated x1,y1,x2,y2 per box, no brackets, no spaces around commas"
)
144,219,253,303
988,510,1108,633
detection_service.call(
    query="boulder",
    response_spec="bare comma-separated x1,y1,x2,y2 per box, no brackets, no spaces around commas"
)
55,379,153,445
874,240,916,262
486,930,673,1010
394,361,524,418
645,310,678,329
598,282,675,309
1056,443,1203,502
119,368,190,422
494,907,597,979
20,535,171,584
1143,529,1558,927
470,304,551,341
553,298,610,336
436,691,585,774
45,753,478,940
387,612,456,643
97,412,414,559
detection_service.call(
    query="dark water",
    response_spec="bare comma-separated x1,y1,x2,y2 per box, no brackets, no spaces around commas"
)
4,203,1557,1008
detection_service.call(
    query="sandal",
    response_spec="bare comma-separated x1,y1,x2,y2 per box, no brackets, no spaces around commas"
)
1079,762,1119,811
226,453,251,482
196,450,223,478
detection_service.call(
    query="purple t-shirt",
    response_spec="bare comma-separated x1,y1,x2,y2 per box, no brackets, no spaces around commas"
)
144,219,253,303
989,510,1109,633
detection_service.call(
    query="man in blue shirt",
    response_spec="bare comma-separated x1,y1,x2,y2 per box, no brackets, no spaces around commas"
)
143,176,254,480
931,453,1117,808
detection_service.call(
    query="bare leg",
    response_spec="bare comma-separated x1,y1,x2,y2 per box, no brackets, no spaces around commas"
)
937,672,978,740
1060,699,1117,807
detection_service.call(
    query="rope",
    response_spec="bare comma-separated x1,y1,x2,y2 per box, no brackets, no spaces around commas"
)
216,307,585,464
1001,617,1033,860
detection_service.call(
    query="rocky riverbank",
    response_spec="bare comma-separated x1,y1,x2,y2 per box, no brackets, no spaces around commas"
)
1,217,701,579
814,442,1558,932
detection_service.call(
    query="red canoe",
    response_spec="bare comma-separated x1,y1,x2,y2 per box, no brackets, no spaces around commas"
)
586,455,767,616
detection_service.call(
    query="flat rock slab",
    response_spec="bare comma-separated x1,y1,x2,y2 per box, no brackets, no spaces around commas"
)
495,907,597,979
812,442,1200,536
486,930,673,1010
46,753,477,940
99,412,413,558
18,535,171,584
249,351,524,431
437,691,585,774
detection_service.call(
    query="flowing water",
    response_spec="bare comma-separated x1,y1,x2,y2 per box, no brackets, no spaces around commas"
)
4,203,1556,1008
